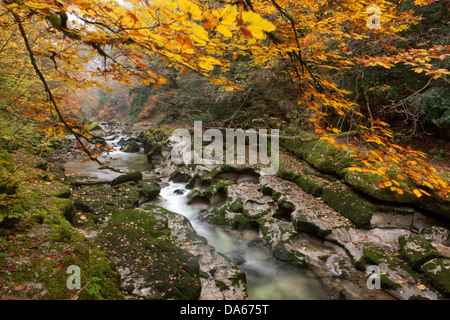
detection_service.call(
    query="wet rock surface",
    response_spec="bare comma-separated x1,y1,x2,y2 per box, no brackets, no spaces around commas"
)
64,125,450,300
180,162,450,300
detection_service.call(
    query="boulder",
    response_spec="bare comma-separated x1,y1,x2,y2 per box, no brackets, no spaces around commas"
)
322,182,418,229
420,226,450,245
139,181,161,201
420,258,450,298
398,234,441,270
170,169,191,183
110,171,143,186
122,141,141,153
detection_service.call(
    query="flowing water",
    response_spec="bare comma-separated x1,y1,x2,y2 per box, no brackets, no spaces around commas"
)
152,181,328,300
64,135,152,180
63,135,328,300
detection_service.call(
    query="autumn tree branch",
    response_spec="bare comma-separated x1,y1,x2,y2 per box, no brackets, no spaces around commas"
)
9,9,123,173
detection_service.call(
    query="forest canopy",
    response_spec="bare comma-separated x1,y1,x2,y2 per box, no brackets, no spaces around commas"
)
0,0,449,199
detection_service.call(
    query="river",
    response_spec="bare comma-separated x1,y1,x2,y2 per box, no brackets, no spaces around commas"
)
63,134,328,300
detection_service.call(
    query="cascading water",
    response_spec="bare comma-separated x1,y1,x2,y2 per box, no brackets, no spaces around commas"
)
64,135,151,180
64,132,328,300
151,180,328,300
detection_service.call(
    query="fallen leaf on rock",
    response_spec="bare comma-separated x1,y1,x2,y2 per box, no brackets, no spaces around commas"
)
14,284,25,291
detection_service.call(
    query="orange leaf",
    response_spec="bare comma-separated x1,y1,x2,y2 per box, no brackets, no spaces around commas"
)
14,284,25,291
240,26,253,38
204,20,216,29
413,189,422,198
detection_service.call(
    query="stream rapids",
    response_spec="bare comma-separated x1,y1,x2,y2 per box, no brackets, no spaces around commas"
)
63,133,328,300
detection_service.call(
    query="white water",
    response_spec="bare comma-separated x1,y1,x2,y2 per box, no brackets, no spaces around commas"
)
64,134,328,300
151,181,328,300
63,135,152,180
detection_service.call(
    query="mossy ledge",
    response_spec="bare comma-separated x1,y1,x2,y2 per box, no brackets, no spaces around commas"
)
0,149,123,300
279,129,450,222
97,207,202,300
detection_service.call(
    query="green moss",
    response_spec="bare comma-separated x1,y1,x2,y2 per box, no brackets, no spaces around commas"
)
98,207,202,299
47,198,75,224
277,167,298,182
292,213,332,239
186,173,212,189
300,160,337,181
139,180,161,201
110,171,143,186
260,184,274,196
215,280,230,292
321,183,373,228
229,270,246,287
272,241,307,267
420,258,450,297
380,274,402,290
211,164,259,179
343,170,417,204
205,197,260,231
204,179,234,200
49,187,71,199
354,243,427,292
295,175,327,197
1,216,122,300
398,234,441,270
89,122,101,131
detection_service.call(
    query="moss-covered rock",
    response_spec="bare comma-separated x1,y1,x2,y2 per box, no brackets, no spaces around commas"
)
121,140,141,153
139,180,161,202
420,258,450,297
292,212,332,239
97,208,202,300
296,139,353,176
272,241,307,267
72,182,141,231
295,175,327,197
398,234,441,270
142,128,167,154
418,195,450,222
186,189,208,204
112,182,140,207
420,226,450,244
277,167,298,182
0,149,124,300
170,169,191,183
110,171,143,186
203,197,263,231
49,187,71,199
211,164,260,179
354,243,422,293
204,179,234,200
47,198,75,224
342,170,417,204
321,183,374,228
89,122,102,131
280,128,450,222
321,182,417,229
186,173,212,189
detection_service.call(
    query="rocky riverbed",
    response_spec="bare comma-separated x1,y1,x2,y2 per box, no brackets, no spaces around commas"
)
3,122,447,300
71,123,450,300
